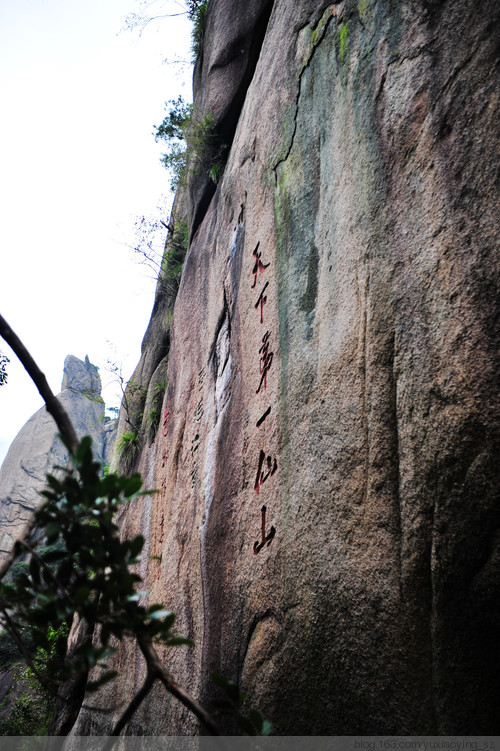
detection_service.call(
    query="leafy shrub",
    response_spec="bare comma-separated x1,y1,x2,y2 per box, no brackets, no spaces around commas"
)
188,1,208,60
116,430,140,467
146,380,168,445
154,97,225,192
0,623,69,736
0,430,271,736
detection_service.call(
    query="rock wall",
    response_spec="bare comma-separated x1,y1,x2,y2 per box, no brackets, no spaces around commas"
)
0,356,116,562
72,0,500,735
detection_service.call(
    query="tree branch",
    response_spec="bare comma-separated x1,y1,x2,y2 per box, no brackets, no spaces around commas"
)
103,671,156,749
138,637,223,739
0,312,228,740
0,313,78,454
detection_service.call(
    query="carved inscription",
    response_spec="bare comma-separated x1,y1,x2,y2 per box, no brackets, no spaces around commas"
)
248,240,277,554
254,281,269,324
256,406,271,428
257,331,273,394
251,242,270,289
162,408,169,437
190,369,205,490
254,505,276,554
156,448,169,579
254,449,277,495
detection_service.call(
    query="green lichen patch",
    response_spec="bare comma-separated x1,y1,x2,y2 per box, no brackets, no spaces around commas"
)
304,5,336,69
339,23,348,63
358,0,368,16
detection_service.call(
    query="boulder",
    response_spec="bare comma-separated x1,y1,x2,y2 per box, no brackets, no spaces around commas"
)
0,356,116,562
70,0,500,736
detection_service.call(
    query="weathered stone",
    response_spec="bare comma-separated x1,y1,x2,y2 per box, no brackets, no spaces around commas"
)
188,0,274,237
0,356,116,562
71,0,500,736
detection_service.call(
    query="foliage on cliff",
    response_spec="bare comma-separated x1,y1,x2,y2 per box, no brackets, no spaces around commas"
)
154,96,224,192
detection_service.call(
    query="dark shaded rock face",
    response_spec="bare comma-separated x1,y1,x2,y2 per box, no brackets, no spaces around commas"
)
71,0,500,736
0,356,116,562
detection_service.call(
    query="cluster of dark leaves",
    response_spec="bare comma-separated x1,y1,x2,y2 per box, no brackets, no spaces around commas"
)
154,97,193,192
0,435,271,736
0,436,188,694
211,673,272,736
187,1,208,59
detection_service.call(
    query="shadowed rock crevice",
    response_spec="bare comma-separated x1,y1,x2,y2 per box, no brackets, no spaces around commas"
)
189,0,275,239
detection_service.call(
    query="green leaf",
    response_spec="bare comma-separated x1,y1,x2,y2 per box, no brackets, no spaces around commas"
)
211,673,241,703
75,436,93,464
41,549,66,564
46,474,64,493
237,715,258,736
56,635,68,658
129,535,145,558
248,709,263,731
261,720,273,736
164,636,194,647
123,473,142,497
147,609,174,622
210,672,229,689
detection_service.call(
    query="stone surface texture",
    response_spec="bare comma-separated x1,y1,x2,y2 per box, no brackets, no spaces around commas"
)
71,0,499,736
0,356,116,561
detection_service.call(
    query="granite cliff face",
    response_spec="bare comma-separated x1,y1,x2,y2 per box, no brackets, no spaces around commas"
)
72,0,499,735
0,356,116,562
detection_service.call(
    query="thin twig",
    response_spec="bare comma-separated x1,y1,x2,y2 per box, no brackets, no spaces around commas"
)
0,313,78,453
103,671,156,750
138,637,223,738
0,315,226,739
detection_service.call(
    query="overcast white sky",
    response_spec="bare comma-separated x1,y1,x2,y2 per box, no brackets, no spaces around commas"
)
0,0,193,463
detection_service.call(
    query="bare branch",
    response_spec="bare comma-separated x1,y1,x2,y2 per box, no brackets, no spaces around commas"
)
138,637,224,740
103,671,156,749
0,313,79,453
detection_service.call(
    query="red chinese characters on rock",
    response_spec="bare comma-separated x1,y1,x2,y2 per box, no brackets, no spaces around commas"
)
256,331,273,394
254,449,277,495
162,408,169,437
249,240,277,555
251,242,270,289
254,281,269,324
254,505,275,554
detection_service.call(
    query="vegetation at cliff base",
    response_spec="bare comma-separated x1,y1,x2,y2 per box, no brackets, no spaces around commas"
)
0,624,69,736
0,313,271,738
0,433,270,738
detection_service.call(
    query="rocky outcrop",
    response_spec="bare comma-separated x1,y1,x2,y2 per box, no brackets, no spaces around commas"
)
0,356,116,562
71,0,500,736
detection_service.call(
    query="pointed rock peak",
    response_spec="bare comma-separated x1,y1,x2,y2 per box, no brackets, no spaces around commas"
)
61,355,101,395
